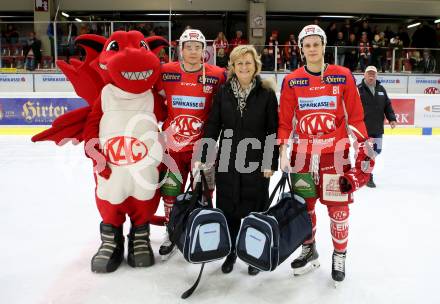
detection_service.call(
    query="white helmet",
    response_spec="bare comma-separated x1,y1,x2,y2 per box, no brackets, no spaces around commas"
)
298,24,327,49
179,29,206,50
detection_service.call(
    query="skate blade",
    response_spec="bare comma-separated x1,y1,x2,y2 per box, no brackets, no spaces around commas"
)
333,280,343,288
293,259,320,276
160,247,177,261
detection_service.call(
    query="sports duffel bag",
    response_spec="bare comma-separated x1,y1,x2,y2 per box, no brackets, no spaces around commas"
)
168,171,231,298
236,173,312,272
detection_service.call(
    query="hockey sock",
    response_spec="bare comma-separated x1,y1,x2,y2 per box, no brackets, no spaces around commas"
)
328,205,349,252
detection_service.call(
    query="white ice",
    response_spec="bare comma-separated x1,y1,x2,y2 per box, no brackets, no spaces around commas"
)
1,135,439,304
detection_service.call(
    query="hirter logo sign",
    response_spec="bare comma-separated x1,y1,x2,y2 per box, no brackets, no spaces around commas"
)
104,136,148,166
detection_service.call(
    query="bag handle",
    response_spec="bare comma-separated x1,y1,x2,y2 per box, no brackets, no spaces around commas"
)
267,172,294,208
170,171,211,243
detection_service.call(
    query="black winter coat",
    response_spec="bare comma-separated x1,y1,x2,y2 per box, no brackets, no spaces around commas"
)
358,79,397,136
201,76,279,219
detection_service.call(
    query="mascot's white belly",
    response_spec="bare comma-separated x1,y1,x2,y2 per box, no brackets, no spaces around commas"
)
97,84,162,204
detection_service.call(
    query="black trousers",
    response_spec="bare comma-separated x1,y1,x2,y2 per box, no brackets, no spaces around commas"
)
224,214,242,254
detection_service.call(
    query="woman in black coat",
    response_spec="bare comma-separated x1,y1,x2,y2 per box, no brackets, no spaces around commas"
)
198,45,279,276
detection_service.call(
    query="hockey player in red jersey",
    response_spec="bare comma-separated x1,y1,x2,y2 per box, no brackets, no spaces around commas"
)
278,24,375,286
157,29,225,258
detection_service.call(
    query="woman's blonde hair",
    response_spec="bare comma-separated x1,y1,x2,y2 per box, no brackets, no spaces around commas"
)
227,45,262,80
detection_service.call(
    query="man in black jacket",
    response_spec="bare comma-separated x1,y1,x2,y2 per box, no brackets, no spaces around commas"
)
358,66,397,187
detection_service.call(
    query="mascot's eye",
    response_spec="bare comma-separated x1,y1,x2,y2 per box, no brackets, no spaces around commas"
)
106,41,119,51
140,40,150,50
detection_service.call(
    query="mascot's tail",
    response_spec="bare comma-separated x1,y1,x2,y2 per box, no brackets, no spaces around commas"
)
150,215,166,226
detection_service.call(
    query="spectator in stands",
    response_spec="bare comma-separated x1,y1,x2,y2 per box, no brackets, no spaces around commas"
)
334,31,346,66
360,21,373,41
358,32,372,72
213,31,229,55
229,30,248,51
284,33,299,71
389,36,404,72
411,21,438,49
23,32,42,71
358,65,397,188
345,33,358,71
216,48,229,68
384,26,395,42
267,30,282,70
261,48,274,71
420,49,436,73
378,32,388,72
371,34,382,70
326,22,338,46
409,50,423,73
158,48,169,65
341,19,352,42
5,24,19,44
398,25,410,48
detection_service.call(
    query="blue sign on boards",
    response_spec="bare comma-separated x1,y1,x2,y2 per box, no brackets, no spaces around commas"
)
0,98,87,125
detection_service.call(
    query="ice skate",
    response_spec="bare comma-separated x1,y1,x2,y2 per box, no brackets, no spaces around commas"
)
332,250,346,288
366,175,376,188
159,231,176,261
91,222,124,273
127,223,155,267
291,242,320,276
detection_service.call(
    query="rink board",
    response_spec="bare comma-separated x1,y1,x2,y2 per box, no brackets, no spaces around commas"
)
1,92,440,135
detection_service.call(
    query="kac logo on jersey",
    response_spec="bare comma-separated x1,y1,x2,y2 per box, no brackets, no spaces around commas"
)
197,75,219,85
298,96,337,111
171,95,206,110
103,136,148,166
170,115,203,142
299,112,336,134
324,75,346,84
288,78,309,88
162,72,181,82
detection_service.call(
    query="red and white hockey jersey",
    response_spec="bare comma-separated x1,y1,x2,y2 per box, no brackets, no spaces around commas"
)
158,62,225,152
278,64,368,155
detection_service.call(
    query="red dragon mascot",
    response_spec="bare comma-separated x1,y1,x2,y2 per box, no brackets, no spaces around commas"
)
32,31,169,273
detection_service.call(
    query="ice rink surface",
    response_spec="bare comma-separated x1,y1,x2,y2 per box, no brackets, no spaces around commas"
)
1,135,440,304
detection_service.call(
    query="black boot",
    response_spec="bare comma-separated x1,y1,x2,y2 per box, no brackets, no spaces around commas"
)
291,242,320,276
91,222,124,273
248,265,260,276
221,253,237,274
367,175,376,188
332,250,347,283
127,223,155,268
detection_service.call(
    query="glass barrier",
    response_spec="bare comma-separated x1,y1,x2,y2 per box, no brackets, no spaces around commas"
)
1,22,439,75
0,20,171,72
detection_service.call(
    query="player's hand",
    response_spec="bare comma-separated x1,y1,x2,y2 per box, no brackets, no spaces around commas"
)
263,170,274,178
390,121,397,129
279,145,291,173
